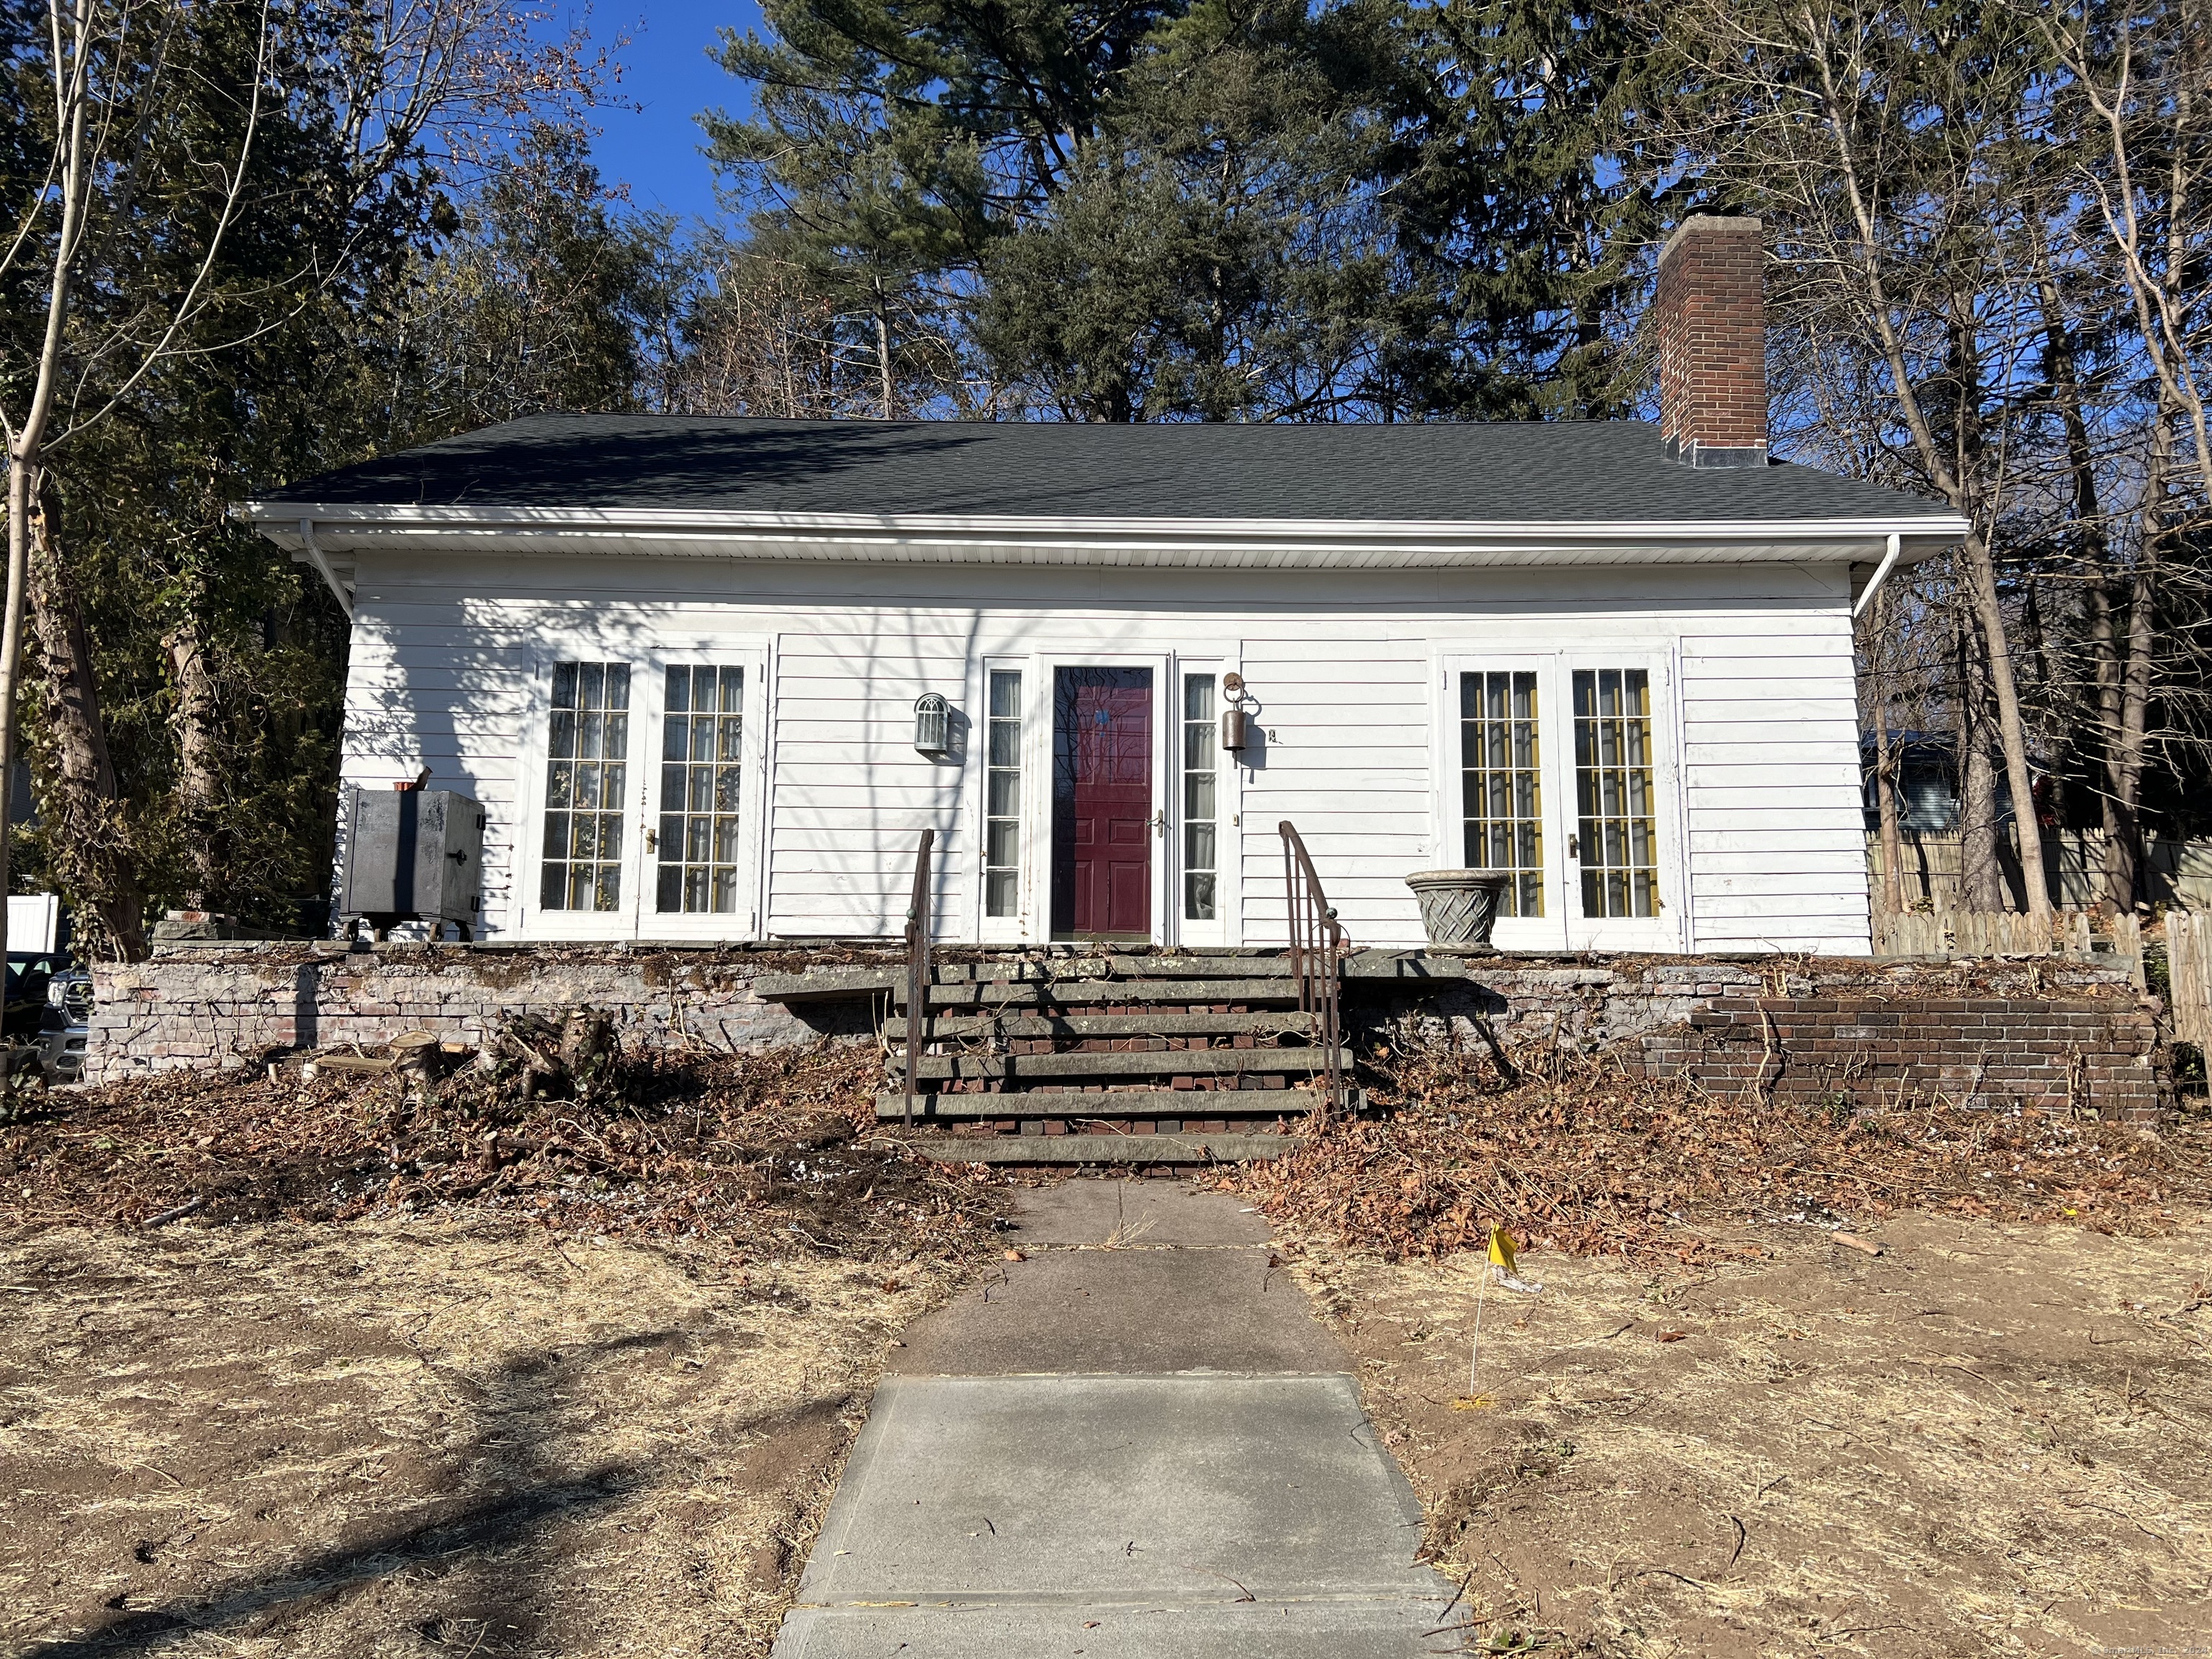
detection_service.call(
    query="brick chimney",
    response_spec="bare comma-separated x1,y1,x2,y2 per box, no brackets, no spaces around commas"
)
1654,215,1768,469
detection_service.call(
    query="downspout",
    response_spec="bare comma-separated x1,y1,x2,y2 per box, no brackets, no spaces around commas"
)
299,517,354,620
1851,532,1902,620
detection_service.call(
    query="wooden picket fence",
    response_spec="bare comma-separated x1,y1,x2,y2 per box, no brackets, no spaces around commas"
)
2170,912,2212,1048
1872,908,2098,958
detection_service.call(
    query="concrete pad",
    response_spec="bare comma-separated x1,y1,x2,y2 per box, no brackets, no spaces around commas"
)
793,1375,1439,1604
890,1249,1343,1377
1007,1182,1275,1247
774,1596,1462,1657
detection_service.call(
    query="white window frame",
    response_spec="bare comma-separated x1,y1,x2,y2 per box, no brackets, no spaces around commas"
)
970,655,1033,944
1170,655,1240,948
513,640,771,942
1435,648,1686,954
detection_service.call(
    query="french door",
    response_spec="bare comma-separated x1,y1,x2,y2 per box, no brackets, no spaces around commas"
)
1440,651,1682,952
521,646,768,940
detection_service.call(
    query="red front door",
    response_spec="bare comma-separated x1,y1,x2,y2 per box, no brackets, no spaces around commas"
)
1051,667,1154,938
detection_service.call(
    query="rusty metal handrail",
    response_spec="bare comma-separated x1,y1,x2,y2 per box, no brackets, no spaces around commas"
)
1279,821,1349,1115
902,827,935,1128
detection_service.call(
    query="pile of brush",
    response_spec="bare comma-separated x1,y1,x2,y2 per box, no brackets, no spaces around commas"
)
0,1011,1004,1256
1214,1038,2209,1262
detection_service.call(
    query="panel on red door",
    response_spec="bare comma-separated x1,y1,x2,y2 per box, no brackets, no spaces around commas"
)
1050,667,1154,938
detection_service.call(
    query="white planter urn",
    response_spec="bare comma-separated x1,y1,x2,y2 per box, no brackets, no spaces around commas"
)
1404,869,1512,950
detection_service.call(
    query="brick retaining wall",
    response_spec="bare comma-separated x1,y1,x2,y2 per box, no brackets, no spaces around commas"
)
1364,958,2167,1123
86,943,872,1084
1635,994,2162,1122
89,944,2170,1120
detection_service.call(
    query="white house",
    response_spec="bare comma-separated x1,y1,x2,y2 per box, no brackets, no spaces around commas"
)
250,217,1963,957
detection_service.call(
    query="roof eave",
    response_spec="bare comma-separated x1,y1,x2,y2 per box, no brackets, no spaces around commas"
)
246,500,1966,568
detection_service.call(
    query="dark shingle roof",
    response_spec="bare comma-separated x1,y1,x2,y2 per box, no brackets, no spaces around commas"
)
258,413,1956,524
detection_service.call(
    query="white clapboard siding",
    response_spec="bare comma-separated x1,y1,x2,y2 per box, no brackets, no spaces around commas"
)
1679,615,1869,955
334,550,1874,953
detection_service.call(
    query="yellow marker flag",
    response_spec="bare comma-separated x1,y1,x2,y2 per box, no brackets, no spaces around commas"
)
1488,1226,1518,1275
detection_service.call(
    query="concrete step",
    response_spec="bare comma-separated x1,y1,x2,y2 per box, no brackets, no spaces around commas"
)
918,977,1306,1009
904,1132,1301,1164
881,1009,1315,1041
874,1087,1336,1121
898,1046,1326,1084
755,950,1477,1007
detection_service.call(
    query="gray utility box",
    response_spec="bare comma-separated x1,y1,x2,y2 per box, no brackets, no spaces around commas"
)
340,788,485,924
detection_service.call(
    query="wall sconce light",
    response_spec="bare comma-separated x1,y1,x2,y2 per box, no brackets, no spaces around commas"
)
1220,673,1253,752
914,693,951,757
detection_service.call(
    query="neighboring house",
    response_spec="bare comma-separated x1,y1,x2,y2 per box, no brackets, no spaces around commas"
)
249,217,1963,956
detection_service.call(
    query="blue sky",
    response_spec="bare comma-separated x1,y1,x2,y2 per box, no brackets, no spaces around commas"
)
544,2,768,221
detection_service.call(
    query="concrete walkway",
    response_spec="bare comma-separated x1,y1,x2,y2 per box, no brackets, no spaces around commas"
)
771,1183,1460,1657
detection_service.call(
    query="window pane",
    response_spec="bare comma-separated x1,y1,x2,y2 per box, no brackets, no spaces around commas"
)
541,663,630,911
989,670,1022,718
1461,670,1543,917
989,721,1021,768
987,769,1020,818
1184,771,1214,821
1572,668,1657,919
665,666,691,713
1185,871,1215,921
985,868,1017,917
1184,675,1213,720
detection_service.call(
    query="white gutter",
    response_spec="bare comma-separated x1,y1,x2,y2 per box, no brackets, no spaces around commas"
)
297,518,354,619
248,500,1969,570
1851,532,1903,619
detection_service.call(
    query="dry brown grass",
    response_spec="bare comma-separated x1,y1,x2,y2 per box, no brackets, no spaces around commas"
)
0,1215,976,1658
1288,1210,2212,1658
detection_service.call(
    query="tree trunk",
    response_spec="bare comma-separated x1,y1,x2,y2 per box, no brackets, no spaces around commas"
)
1866,588,1904,914
873,278,893,418
2107,414,2169,915
1955,607,2004,913
1866,619,1902,915
165,606,224,908
1874,718,1903,914
2036,269,2135,916
0,458,31,970
27,483,147,961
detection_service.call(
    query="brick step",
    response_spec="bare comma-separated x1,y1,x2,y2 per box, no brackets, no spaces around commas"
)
896,1046,1326,1084
873,1087,1336,1121
901,1132,1300,1165
881,1010,1316,1041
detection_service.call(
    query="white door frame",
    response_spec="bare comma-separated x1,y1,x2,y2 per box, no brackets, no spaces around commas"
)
1435,647,1689,954
634,644,772,940
513,638,772,941
1011,650,1175,946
